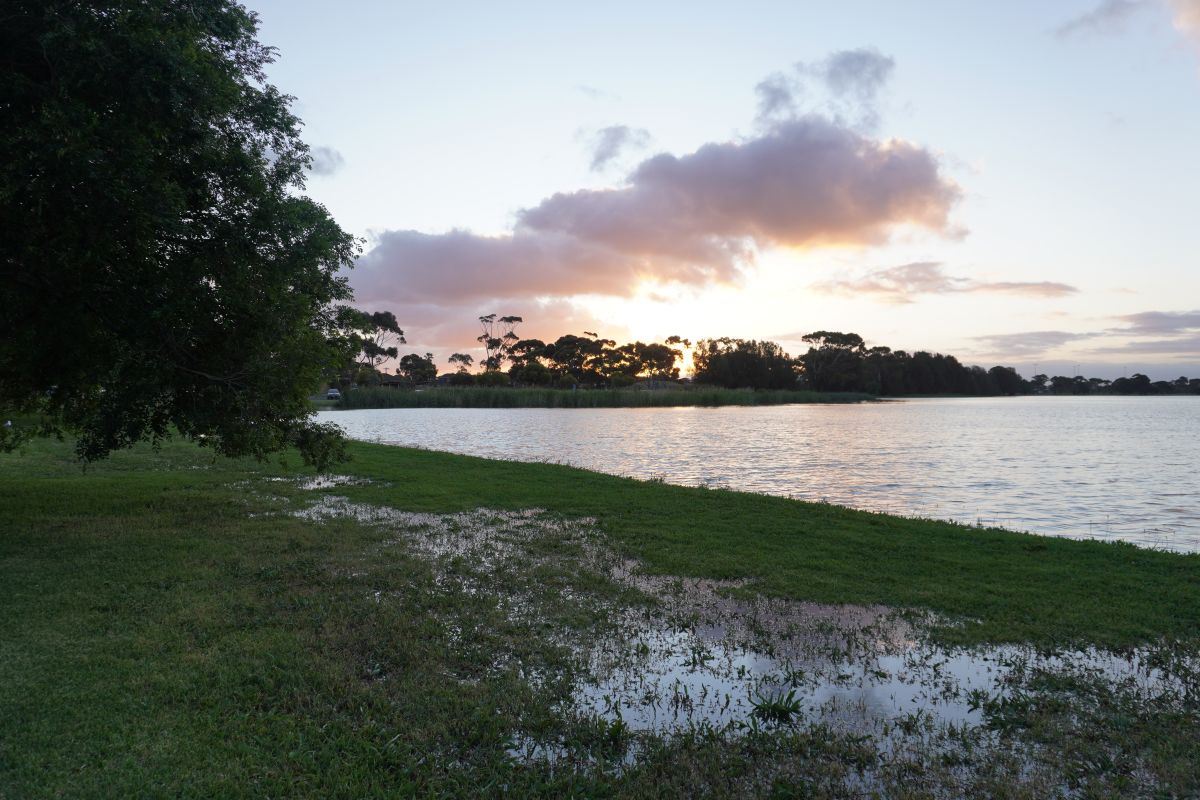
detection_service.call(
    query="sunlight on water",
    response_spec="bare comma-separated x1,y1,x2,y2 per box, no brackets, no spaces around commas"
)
317,396,1200,551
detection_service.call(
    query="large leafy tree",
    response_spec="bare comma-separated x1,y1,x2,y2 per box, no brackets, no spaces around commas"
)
396,353,437,385
1,0,360,465
692,338,798,389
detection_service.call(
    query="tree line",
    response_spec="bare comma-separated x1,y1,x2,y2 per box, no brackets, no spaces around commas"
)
341,316,1200,396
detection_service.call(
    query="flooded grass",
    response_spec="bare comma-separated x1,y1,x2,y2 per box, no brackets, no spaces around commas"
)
285,490,1200,796
2,436,1198,797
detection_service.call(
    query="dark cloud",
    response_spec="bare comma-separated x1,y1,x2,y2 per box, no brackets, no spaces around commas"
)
1054,0,1149,38
814,262,1078,303
1113,309,1200,334
588,125,651,171
971,331,1095,356
309,146,345,176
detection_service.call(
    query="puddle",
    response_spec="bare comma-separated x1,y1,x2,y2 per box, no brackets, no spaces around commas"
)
286,491,1199,789
265,474,372,490
571,564,1183,743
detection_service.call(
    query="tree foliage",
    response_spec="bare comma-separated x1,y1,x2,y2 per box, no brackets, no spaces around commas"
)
396,353,437,385
692,339,798,389
1,0,359,465
340,309,405,371
476,314,523,371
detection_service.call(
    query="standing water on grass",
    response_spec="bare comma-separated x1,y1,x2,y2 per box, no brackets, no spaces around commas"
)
317,396,1200,551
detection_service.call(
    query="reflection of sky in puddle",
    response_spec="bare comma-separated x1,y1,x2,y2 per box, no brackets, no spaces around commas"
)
264,474,372,490
574,625,1002,734
570,615,1158,739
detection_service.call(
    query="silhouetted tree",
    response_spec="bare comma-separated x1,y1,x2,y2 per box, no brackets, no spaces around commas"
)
477,314,523,371
798,332,865,392
397,353,437,384
692,339,797,389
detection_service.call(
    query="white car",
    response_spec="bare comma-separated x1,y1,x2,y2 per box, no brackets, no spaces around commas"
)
326,388,342,400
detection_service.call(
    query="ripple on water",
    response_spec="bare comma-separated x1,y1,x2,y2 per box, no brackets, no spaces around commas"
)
317,397,1200,551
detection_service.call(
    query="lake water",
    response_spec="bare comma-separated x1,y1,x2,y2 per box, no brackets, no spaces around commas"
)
316,396,1200,552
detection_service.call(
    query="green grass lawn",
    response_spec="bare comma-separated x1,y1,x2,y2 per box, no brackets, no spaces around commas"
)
2,435,1197,797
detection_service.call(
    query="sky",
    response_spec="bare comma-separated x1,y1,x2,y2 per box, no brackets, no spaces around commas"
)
247,0,1200,379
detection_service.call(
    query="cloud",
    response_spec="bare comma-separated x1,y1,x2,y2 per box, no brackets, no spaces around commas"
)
969,309,1200,361
588,125,651,171
353,116,961,313
755,72,799,122
353,228,642,305
1087,334,1200,355
522,117,959,261
1113,309,1200,334
814,262,1078,303
309,146,345,176
1055,1,1200,51
971,331,1095,356
1054,0,1149,38
754,48,895,128
351,55,959,354
821,48,896,108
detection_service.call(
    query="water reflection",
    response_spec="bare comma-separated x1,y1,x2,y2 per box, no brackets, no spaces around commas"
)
317,396,1200,551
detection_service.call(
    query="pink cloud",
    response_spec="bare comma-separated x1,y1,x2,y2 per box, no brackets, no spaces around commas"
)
352,117,961,316
814,261,1077,303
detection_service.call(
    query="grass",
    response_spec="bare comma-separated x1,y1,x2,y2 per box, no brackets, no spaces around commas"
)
2,434,1198,797
336,385,874,409
339,442,1199,647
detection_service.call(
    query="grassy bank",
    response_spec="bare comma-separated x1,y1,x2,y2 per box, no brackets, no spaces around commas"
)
337,385,874,409
2,436,1198,797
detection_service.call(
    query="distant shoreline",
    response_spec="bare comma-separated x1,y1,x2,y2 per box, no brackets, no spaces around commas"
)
331,386,876,409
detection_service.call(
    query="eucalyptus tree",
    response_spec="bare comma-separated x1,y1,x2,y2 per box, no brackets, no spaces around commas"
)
476,314,523,371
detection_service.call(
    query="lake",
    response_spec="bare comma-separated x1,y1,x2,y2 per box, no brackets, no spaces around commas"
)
316,396,1200,552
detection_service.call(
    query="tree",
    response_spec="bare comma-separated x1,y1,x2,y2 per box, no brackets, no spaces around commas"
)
477,314,523,371
1,0,358,466
345,310,406,371
396,353,437,385
544,333,614,384
797,332,865,392
988,366,1026,396
692,339,797,389
447,353,474,373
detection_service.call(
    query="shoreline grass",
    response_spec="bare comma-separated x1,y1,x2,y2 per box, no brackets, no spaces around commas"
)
2,436,1198,797
336,385,875,409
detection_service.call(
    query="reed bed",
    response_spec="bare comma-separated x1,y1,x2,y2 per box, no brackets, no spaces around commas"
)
336,386,874,409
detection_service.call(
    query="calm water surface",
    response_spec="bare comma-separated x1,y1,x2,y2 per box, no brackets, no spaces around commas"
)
317,396,1200,551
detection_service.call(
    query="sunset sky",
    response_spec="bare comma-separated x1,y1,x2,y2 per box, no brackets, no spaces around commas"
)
248,0,1200,379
